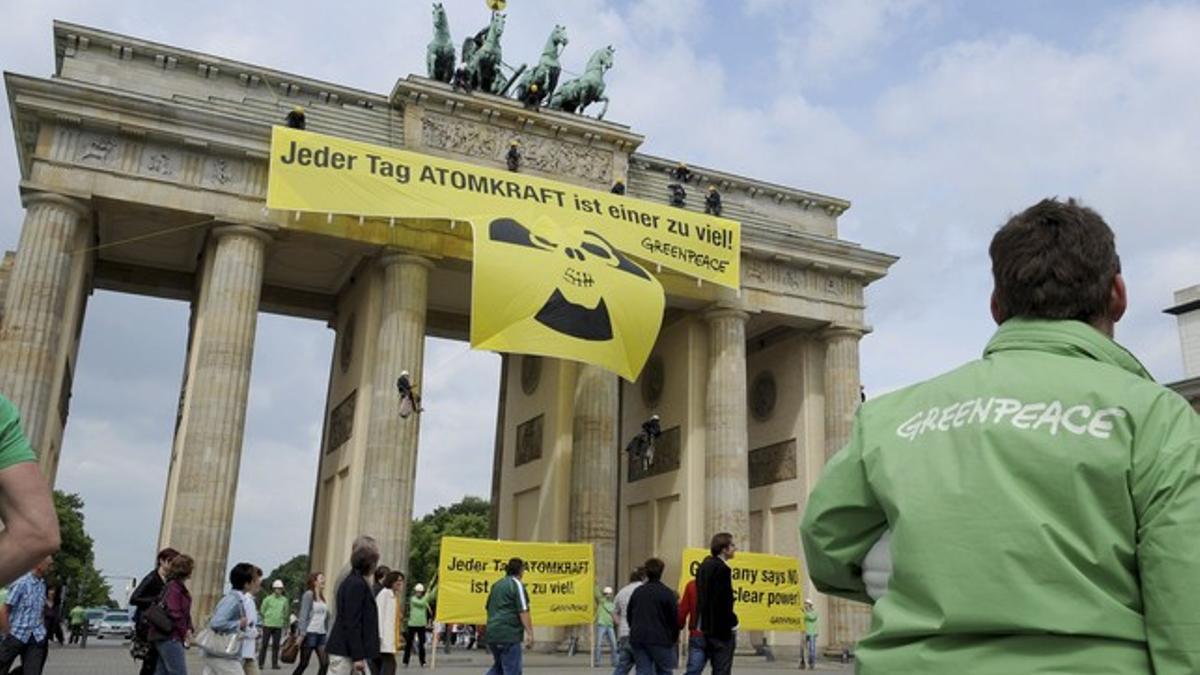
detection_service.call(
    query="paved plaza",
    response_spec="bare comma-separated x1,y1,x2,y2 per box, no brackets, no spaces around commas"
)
38,641,853,674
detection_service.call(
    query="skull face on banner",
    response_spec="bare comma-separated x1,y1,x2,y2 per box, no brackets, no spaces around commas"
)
470,215,665,380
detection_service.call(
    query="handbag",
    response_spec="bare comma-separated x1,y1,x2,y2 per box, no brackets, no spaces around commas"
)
195,592,246,659
141,583,175,642
280,633,301,664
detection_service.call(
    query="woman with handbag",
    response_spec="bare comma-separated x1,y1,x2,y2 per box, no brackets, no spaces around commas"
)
375,571,407,675
292,573,330,675
155,554,195,675
198,563,254,675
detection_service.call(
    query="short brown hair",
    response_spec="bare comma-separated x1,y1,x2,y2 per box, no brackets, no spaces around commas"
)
989,198,1120,324
166,554,194,581
710,532,734,557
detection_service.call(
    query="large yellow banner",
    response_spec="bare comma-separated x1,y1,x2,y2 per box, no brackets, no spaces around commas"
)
266,127,740,288
436,537,595,627
678,548,806,632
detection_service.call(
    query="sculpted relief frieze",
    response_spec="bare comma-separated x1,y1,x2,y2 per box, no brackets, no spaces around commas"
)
420,113,613,185
49,128,256,197
743,257,863,305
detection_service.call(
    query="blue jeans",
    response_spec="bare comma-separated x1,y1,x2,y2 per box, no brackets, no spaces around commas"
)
594,625,617,666
684,636,706,674
612,636,635,675
486,642,522,675
804,634,818,666
631,643,676,675
154,638,188,675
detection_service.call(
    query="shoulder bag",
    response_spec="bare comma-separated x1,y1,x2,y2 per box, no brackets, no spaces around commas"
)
194,592,246,659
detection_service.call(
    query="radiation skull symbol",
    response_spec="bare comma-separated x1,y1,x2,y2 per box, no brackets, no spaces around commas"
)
488,217,653,341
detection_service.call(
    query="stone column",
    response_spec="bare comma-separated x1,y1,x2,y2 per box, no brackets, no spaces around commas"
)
569,363,619,590
359,253,432,572
703,307,750,547
821,325,870,649
159,225,269,620
0,192,91,481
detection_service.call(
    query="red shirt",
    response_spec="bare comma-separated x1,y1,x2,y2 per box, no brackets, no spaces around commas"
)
677,580,702,638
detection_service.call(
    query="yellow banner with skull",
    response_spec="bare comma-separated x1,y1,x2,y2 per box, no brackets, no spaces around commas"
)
266,127,734,378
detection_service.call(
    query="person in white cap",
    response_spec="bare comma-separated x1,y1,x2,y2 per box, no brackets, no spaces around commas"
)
396,370,424,418
594,585,617,667
259,579,289,669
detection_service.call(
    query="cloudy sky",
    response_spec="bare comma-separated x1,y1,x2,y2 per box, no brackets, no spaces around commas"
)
2,0,1197,584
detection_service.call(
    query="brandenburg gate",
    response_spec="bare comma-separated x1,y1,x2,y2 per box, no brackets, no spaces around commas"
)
0,21,896,651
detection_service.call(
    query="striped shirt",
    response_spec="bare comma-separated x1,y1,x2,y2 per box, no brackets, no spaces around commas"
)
5,573,47,643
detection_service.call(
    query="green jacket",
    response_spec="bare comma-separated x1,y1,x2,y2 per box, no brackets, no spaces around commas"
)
260,594,288,628
800,319,1200,675
803,610,818,636
407,586,436,627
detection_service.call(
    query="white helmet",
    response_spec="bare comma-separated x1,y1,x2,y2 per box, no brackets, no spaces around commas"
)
414,583,426,593
602,586,613,595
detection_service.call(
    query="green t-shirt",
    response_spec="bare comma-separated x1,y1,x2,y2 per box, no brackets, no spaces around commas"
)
260,593,289,628
0,397,35,470
69,605,86,626
804,610,819,636
596,599,614,627
485,576,529,645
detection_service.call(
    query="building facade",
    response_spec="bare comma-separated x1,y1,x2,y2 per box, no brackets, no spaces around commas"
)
1166,285,1200,411
0,21,896,649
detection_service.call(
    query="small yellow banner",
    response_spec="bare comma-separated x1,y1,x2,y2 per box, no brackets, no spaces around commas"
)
266,126,740,288
678,548,806,632
436,537,595,627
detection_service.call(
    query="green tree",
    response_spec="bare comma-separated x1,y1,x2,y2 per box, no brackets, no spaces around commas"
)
256,554,310,606
51,491,111,609
407,496,490,586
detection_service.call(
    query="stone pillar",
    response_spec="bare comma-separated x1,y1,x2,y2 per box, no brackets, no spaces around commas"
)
0,192,91,481
569,363,618,590
159,225,269,620
821,325,870,649
703,307,750,547
358,253,431,572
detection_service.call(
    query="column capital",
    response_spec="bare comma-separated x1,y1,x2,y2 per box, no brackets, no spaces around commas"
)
379,251,435,271
702,304,750,324
212,224,274,245
20,191,90,220
819,323,867,342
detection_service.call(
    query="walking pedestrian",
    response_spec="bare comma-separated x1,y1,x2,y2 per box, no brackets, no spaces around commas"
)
0,556,53,674
326,536,381,675
240,566,265,674
593,586,616,667
66,604,85,646
402,579,436,668
484,558,532,675
371,567,391,598
610,568,646,675
259,580,289,669
375,571,406,675
675,578,704,675
200,562,255,675
801,197,1200,674
291,573,329,675
0,395,60,588
800,599,818,670
42,588,64,647
131,548,180,674
626,558,679,675
694,533,738,675
155,554,195,675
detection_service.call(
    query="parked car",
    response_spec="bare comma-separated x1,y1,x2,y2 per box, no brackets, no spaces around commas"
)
84,608,107,636
95,610,135,640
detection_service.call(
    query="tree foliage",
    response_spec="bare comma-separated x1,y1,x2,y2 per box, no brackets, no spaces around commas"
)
407,496,490,586
51,491,111,609
256,554,310,606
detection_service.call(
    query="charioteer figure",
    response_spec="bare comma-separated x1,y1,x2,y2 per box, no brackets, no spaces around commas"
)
704,185,722,216
397,370,424,418
610,179,626,195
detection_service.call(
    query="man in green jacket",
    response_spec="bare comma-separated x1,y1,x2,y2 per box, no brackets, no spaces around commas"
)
801,198,1200,674
258,580,289,669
